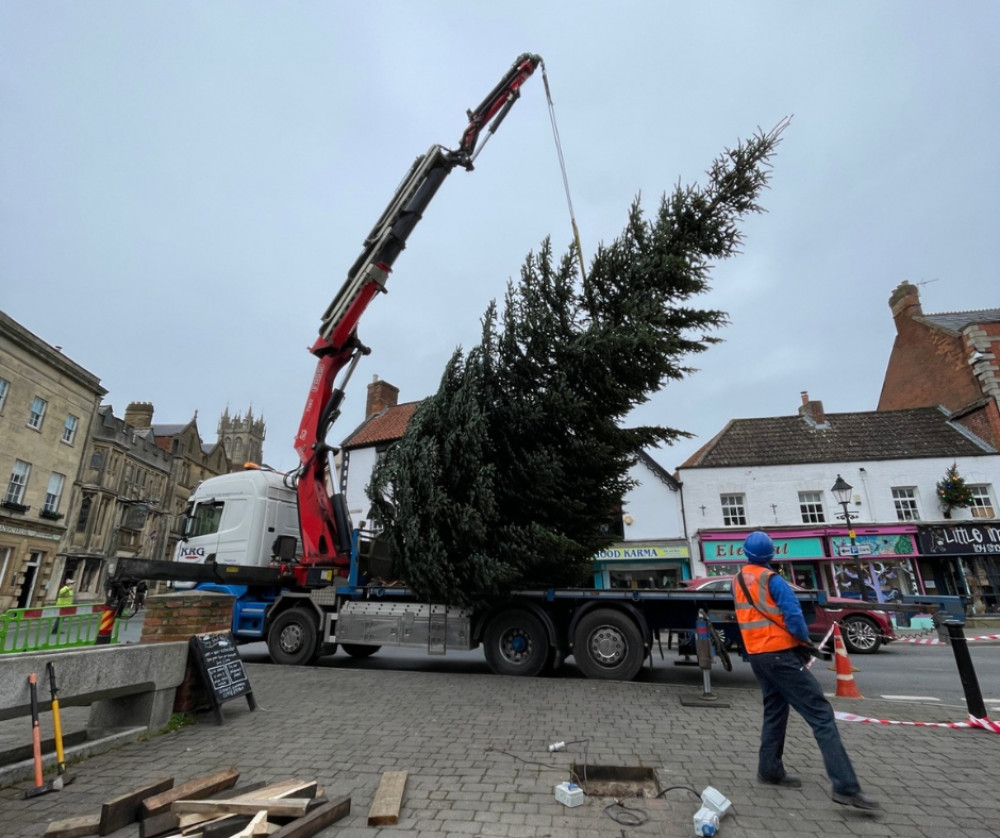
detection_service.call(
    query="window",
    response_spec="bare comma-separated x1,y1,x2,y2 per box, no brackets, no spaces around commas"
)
4,460,31,505
721,494,747,526
76,495,93,533
43,472,65,514
62,414,79,444
892,487,920,521
28,396,47,430
0,377,9,412
969,485,995,519
799,491,826,524
189,501,225,538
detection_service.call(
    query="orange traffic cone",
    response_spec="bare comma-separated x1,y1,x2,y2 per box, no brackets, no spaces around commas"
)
831,623,863,698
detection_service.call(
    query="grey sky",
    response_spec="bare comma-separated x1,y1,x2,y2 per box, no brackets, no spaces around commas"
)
2,2,997,474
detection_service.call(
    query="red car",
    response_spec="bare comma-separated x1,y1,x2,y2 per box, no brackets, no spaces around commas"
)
678,576,897,654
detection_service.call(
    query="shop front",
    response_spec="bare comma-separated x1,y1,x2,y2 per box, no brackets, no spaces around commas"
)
699,527,922,604
593,541,690,589
917,522,1000,612
826,526,920,603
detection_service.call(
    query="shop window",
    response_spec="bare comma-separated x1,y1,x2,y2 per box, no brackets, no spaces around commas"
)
721,494,746,526
892,487,920,521
969,485,995,519
798,491,825,524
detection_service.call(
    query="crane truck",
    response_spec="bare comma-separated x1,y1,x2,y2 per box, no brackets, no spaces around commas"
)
108,54,821,680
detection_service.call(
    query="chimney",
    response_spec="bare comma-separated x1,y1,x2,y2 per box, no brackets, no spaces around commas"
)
365,376,399,418
124,401,154,428
889,281,922,323
798,391,826,427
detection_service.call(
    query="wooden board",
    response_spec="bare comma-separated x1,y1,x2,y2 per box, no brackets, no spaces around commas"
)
228,780,317,801
43,814,101,838
141,767,241,817
171,798,312,818
367,771,407,826
269,795,352,838
99,777,175,836
139,811,181,838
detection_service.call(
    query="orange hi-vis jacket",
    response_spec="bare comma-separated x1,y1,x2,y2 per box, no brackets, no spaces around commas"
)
734,564,798,654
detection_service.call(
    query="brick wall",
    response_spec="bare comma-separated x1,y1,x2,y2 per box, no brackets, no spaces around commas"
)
140,590,235,713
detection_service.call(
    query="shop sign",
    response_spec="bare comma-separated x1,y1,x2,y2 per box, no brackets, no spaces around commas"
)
703,537,822,561
0,523,62,541
919,523,1000,555
596,544,689,561
829,533,916,558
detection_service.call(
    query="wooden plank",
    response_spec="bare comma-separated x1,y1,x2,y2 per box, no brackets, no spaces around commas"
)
228,780,317,801
172,798,312,818
230,810,269,837
268,795,352,838
139,811,181,838
99,777,175,836
142,767,241,818
367,770,407,826
43,814,101,838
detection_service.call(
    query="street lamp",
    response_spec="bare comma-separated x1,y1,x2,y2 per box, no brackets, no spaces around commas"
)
831,475,867,600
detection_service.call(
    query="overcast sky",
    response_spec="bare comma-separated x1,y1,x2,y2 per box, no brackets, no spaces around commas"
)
2,3,998,475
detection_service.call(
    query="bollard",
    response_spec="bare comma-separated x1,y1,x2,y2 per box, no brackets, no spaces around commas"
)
943,619,988,720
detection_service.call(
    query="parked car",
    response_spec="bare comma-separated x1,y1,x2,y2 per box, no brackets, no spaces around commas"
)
677,576,897,654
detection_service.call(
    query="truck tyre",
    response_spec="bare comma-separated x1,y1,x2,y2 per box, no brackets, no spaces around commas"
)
841,615,882,655
573,608,645,681
483,610,551,677
267,608,319,666
341,643,381,659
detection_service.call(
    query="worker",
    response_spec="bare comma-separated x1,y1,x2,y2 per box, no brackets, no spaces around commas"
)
733,531,880,811
57,577,75,606
52,577,75,636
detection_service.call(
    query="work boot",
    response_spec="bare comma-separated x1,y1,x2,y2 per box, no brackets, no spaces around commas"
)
831,790,881,810
757,773,802,788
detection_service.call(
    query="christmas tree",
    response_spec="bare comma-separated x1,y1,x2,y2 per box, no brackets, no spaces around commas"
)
936,462,974,515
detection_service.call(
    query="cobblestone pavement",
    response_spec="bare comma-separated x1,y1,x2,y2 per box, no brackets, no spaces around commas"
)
2,662,998,838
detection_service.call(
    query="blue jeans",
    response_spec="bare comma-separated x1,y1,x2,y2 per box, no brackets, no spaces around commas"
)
748,649,860,795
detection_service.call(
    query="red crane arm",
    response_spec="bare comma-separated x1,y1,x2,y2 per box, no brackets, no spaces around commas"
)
292,53,543,578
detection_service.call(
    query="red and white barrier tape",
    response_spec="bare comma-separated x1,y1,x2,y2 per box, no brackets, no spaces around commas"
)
897,633,1000,645
836,711,1000,734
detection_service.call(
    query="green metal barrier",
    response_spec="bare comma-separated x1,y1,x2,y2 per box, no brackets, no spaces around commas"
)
0,603,120,653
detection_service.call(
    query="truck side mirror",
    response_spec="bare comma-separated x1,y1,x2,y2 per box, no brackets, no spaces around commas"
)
272,535,298,562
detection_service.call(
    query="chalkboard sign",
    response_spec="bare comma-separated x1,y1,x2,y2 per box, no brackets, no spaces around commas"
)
188,631,256,724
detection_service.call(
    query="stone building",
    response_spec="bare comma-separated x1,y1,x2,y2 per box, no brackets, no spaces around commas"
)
218,406,266,471
123,403,230,566
60,404,173,602
0,311,106,610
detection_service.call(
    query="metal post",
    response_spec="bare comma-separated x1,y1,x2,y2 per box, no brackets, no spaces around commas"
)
944,620,987,719
839,499,866,600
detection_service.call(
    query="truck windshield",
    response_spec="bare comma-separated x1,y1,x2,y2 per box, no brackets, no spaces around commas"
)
189,501,224,538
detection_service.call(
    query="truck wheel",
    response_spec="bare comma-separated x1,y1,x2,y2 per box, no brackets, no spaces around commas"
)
267,609,319,666
341,643,381,659
841,616,881,655
573,608,645,681
483,610,551,677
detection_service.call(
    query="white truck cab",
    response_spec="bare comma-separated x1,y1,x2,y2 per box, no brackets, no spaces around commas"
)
174,468,301,571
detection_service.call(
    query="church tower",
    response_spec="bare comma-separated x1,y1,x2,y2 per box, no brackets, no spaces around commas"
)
218,406,267,471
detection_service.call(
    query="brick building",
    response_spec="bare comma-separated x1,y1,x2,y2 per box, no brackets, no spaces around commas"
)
879,281,1000,449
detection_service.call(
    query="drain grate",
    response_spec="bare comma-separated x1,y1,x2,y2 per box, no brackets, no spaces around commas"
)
570,764,661,798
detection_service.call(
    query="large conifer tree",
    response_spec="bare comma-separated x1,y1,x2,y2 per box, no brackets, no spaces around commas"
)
368,122,788,606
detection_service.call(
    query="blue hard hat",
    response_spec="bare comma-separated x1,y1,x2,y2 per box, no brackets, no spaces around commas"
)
743,531,774,563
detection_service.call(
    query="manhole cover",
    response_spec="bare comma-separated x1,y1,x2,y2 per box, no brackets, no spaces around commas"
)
571,764,661,798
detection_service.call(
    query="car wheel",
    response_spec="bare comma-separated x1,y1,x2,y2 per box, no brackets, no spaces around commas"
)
841,615,881,655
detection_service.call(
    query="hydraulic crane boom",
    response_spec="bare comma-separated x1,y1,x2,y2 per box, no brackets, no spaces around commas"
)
291,53,543,581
